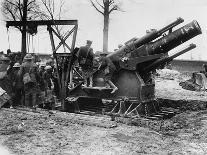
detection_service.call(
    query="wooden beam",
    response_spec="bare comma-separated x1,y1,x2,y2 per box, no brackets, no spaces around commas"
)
6,20,78,27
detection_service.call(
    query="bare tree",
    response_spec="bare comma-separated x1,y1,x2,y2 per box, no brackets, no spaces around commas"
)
1,0,67,54
90,0,122,52
40,0,68,37
2,0,41,32
39,0,70,52
1,0,42,55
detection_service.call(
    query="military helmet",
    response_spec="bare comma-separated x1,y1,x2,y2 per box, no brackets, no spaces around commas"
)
45,65,52,70
13,63,21,68
24,53,33,60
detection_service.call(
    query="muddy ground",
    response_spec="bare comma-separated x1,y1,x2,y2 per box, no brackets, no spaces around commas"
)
1,69,207,155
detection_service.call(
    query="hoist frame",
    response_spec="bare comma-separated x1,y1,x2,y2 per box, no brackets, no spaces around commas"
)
6,20,78,110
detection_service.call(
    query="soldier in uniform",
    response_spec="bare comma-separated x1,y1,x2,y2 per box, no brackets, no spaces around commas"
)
43,65,55,106
37,62,46,106
77,40,94,87
99,52,118,94
19,54,40,108
12,63,24,106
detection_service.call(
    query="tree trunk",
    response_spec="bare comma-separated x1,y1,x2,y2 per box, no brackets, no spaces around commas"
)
103,5,109,53
21,0,27,57
21,30,27,56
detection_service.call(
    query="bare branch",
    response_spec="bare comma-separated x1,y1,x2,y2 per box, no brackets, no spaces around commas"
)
95,0,104,9
18,0,23,19
4,0,19,8
109,5,118,13
27,0,35,7
90,0,104,15
109,0,114,5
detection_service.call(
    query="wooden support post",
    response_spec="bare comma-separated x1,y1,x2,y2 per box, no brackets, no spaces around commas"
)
21,0,28,57
48,26,62,98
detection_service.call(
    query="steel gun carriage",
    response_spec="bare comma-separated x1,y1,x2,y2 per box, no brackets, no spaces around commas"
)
67,18,201,119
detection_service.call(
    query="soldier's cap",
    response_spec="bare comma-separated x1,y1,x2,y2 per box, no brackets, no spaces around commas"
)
13,63,21,68
24,53,33,60
86,40,92,44
45,65,52,70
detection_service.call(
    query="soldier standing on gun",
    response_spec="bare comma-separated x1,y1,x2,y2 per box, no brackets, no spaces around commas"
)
19,54,40,109
99,52,118,94
77,40,94,87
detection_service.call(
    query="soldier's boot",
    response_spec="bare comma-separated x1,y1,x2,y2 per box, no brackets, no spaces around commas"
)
32,93,37,110
25,93,30,107
9,100,13,109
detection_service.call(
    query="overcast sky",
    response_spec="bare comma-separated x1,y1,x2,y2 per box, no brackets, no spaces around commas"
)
0,0,207,60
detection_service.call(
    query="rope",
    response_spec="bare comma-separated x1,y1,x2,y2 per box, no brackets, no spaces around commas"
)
31,35,34,53
6,28,11,49
26,33,30,53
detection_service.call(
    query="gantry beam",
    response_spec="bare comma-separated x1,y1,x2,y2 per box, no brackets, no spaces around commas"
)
6,20,78,27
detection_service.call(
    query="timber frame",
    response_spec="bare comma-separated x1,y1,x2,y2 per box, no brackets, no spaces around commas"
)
6,20,78,110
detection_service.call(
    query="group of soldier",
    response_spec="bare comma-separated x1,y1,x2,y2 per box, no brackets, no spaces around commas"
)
0,51,56,109
0,39,119,109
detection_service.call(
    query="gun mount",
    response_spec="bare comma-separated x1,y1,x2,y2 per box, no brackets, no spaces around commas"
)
66,18,202,120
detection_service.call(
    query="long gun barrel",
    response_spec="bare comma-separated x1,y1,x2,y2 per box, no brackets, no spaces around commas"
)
130,20,201,58
132,17,184,49
142,44,196,73
108,17,185,61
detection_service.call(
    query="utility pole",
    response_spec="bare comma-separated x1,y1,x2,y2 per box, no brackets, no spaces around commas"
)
22,0,28,56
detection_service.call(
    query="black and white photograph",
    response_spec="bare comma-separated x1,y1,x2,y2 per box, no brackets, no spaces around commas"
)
0,0,207,154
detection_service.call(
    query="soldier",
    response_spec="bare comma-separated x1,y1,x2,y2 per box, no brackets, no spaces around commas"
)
38,62,46,78
19,54,40,109
46,55,55,70
12,63,24,106
38,62,46,106
43,65,54,90
77,40,94,87
43,65,55,105
99,52,118,94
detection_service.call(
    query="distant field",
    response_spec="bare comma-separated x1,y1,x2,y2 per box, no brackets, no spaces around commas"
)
171,59,207,73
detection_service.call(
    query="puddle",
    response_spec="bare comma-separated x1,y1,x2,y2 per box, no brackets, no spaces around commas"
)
111,133,133,142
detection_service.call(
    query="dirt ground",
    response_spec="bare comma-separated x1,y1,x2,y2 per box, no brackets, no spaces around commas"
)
1,69,207,155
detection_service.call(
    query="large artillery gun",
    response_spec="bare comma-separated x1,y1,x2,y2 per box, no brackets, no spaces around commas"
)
67,18,201,120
